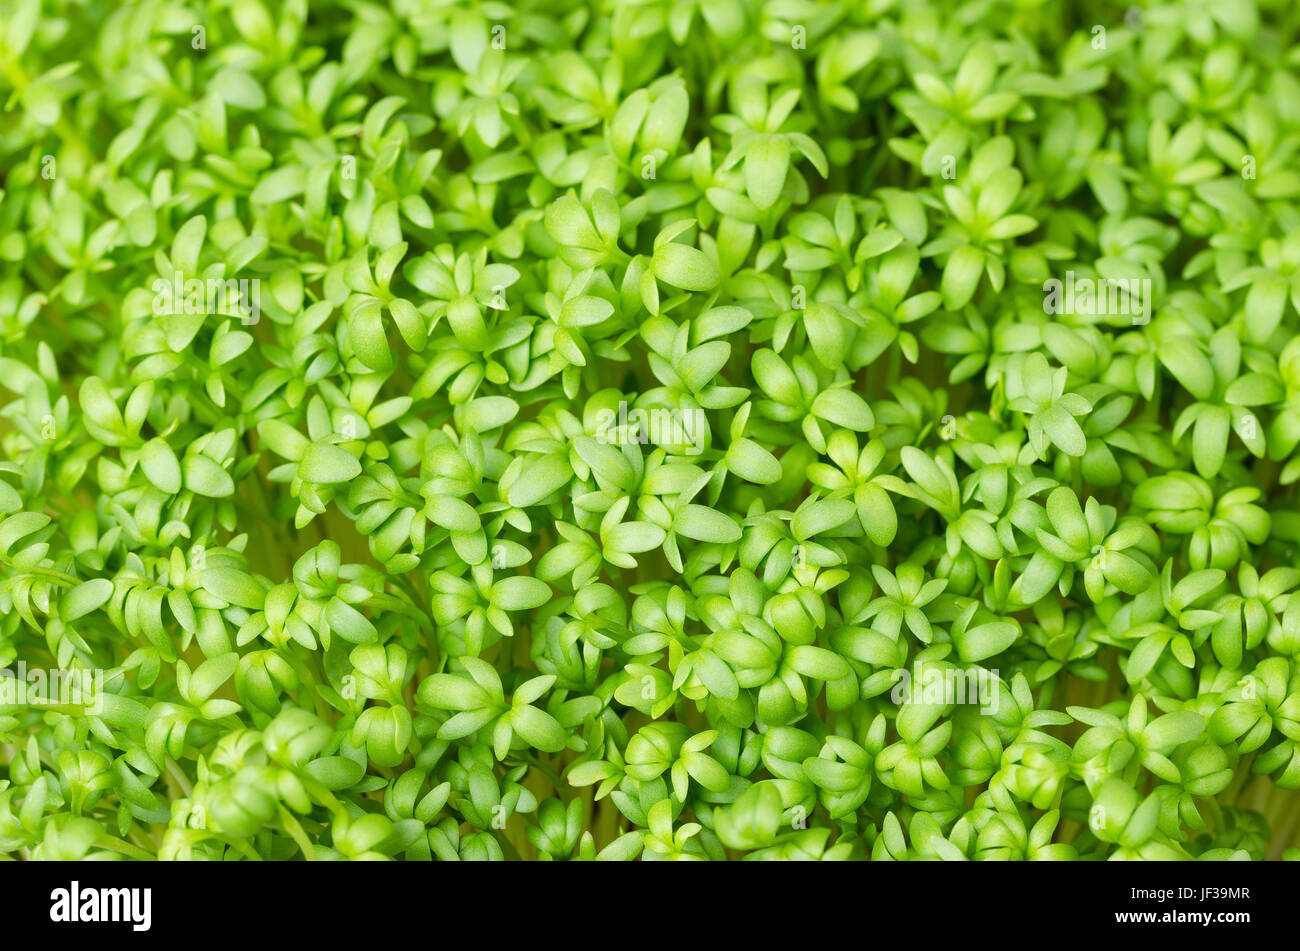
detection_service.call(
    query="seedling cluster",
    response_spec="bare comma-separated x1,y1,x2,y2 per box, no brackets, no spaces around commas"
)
1,0,1300,860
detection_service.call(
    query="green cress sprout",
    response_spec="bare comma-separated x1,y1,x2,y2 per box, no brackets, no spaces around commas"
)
2,0,1300,862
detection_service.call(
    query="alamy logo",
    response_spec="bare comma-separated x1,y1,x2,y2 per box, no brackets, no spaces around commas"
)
890,661,999,714
50,882,151,931
152,271,261,324
0,663,103,714
594,401,707,455
1042,270,1151,324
